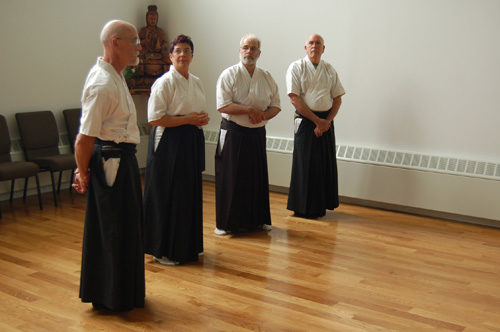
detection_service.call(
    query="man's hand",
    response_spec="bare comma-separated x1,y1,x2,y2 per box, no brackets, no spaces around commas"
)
314,118,330,137
247,106,265,124
73,169,90,194
188,111,210,126
73,133,95,194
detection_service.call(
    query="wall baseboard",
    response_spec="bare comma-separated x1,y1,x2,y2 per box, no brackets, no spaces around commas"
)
202,173,499,228
203,133,500,226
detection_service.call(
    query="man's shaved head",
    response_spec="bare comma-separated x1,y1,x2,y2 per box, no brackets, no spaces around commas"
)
100,20,136,46
304,33,325,63
305,34,324,46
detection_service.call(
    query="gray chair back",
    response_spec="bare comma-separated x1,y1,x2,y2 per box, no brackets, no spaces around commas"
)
0,115,12,163
63,108,81,153
15,111,60,161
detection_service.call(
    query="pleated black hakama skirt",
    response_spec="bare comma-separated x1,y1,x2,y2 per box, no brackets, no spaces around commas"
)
215,119,271,232
143,125,205,264
80,141,145,311
287,111,339,218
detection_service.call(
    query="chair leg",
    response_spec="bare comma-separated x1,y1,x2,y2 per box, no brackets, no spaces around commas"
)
50,170,58,207
10,179,15,203
23,177,29,201
35,175,43,210
57,171,63,193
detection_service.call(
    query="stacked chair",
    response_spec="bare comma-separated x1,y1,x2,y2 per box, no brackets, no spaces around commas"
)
16,111,76,206
0,115,42,218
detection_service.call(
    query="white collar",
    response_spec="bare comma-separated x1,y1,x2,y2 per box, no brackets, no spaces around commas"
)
304,56,323,70
97,57,124,81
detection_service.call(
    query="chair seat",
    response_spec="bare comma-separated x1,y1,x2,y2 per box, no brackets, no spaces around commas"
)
0,161,39,181
32,154,76,171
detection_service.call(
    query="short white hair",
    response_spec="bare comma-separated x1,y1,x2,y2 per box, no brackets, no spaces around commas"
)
240,33,261,49
100,19,136,45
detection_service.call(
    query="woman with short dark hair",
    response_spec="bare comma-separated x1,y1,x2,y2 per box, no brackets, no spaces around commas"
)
143,35,209,265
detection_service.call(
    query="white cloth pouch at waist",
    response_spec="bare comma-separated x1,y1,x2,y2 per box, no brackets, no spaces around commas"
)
218,129,227,154
102,157,120,186
294,118,303,134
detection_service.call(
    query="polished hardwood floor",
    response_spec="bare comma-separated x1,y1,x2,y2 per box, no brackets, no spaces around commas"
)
0,181,499,331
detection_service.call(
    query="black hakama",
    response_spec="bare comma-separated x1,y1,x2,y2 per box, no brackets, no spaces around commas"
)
287,111,339,218
215,119,271,232
80,140,145,311
143,125,204,264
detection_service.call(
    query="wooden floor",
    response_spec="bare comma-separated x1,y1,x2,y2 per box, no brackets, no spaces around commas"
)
0,182,499,331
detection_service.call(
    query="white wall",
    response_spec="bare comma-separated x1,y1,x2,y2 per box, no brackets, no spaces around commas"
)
0,0,154,196
156,0,499,222
0,0,154,134
3,0,498,162
156,0,500,163
1,1,499,222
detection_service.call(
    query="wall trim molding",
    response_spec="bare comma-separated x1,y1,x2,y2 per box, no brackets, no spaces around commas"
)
9,131,500,182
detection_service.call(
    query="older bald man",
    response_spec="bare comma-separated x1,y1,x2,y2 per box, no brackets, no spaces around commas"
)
286,34,345,219
75,20,145,312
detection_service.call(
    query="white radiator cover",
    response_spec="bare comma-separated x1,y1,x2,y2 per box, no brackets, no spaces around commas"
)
2,133,499,224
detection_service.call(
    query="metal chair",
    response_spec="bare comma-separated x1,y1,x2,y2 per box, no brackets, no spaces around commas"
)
15,111,76,206
0,115,42,218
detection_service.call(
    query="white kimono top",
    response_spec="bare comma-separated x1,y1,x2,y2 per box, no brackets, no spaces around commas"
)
148,66,206,146
216,62,281,128
286,56,345,112
80,58,140,144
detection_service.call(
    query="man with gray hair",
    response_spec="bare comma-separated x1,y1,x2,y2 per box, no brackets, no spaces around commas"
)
74,19,145,311
286,34,345,218
214,34,281,235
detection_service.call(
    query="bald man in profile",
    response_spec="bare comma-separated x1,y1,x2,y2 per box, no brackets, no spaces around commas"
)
286,34,345,219
74,20,145,312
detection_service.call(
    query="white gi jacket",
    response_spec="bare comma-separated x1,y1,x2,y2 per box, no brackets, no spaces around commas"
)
148,66,206,148
80,57,140,144
286,56,345,112
216,62,280,128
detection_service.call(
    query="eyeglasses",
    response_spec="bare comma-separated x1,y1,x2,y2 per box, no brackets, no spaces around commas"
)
307,41,323,47
117,37,141,46
173,48,193,55
240,45,259,52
